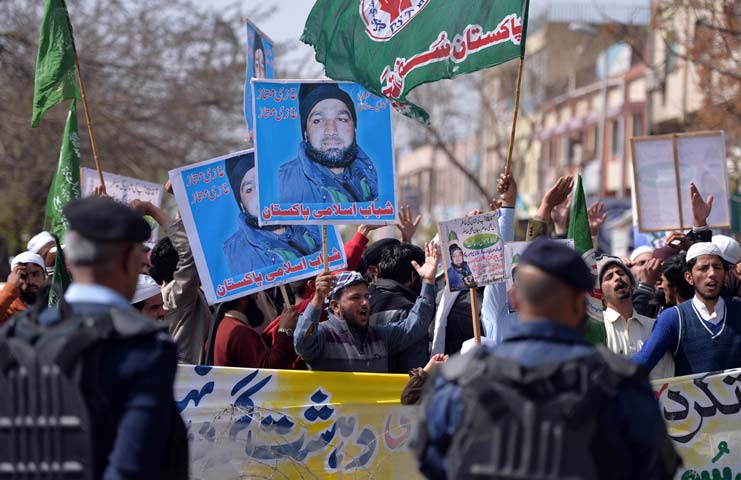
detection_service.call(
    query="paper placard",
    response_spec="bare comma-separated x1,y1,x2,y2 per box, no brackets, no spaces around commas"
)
168,149,346,304
631,131,730,232
253,79,397,225
244,19,274,144
437,212,505,292
80,167,164,247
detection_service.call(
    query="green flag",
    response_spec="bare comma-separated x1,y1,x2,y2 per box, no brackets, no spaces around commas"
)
567,175,593,254
302,0,530,122
48,234,71,308
32,0,81,127
45,100,81,238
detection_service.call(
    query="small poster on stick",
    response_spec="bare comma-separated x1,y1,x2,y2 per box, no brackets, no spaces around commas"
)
437,212,505,292
631,131,730,232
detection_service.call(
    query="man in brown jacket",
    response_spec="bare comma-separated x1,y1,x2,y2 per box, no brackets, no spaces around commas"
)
0,252,47,324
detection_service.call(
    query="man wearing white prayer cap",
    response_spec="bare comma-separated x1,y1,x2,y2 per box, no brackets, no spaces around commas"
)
634,242,741,376
0,251,47,324
713,235,741,299
27,231,55,257
628,245,655,279
130,274,165,321
712,235,741,265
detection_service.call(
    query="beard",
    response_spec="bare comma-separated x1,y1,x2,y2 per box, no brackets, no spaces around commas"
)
20,289,38,305
340,306,368,333
697,288,721,302
240,210,281,232
305,140,358,169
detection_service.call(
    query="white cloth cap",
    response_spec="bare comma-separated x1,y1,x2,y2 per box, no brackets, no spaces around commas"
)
460,337,497,355
131,274,161,304
11,251,46,273
712,235,741,264
27,231,55,254
686,242,723,263
629,246,654,263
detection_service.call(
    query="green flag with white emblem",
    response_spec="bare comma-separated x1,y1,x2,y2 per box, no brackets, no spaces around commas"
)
45,100,81,238
302,0,530,123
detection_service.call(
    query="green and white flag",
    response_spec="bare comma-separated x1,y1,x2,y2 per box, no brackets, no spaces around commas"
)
47,233,71,307
302,0,530,122
32,0,80,127
567,175,593,255
46,100,81,238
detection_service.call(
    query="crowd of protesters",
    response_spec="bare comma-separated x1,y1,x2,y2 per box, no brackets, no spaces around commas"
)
3,172,740,479
4,174,741,380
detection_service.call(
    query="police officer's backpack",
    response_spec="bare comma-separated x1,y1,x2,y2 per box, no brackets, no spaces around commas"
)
413,345,678,480
0,300,188,479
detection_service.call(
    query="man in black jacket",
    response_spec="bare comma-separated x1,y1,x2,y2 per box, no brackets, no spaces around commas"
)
369,243,436,373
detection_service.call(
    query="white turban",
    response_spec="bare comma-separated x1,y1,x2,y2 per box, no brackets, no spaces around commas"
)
131,274,161,304
686,242,723,263
629,246,654,263
712,235,741,265
10,251,46,274
27,231,55,254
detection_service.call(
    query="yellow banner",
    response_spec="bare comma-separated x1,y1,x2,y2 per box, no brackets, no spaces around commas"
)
653,368,741,479
175,365,423,479
176,365,741,479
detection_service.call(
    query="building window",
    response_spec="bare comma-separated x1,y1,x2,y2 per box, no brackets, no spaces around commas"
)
664,42,678,76
611,120,622,157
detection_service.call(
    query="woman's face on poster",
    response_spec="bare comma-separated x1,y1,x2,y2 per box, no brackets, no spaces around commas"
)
239,168,260,217
451,249,464,267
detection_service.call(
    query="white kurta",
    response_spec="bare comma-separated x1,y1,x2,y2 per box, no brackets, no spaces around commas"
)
603,307,675,380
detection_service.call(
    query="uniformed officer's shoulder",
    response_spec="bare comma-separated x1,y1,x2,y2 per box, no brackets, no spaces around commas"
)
594,344,645,383
109,307,170,341
438,347,491,385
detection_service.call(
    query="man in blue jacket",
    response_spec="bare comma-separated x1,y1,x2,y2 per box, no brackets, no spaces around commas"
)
634,241,741,376
278,83,378,204
38,197,187,479
413,239,678,480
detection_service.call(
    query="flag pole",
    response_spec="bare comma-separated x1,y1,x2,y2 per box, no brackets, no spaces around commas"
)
504,58,525,176
73,55,106,193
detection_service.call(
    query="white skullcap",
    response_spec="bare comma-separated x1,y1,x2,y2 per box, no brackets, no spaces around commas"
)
131,274,161,304
27,231,55,254
11,251,46,273
460,337,497,355
629,246,655,263
686,242,723,263
712,235,741,265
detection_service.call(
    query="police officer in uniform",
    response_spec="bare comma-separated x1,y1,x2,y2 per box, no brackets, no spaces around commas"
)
37,197,187,479
413,239,679,480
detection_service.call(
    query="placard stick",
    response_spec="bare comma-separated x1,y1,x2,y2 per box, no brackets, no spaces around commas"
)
671,134,685,229
322,225,329,272
470,287,481,345
279,285,291,307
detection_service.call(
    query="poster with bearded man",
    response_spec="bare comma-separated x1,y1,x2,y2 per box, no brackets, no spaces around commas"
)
252,79,397,225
